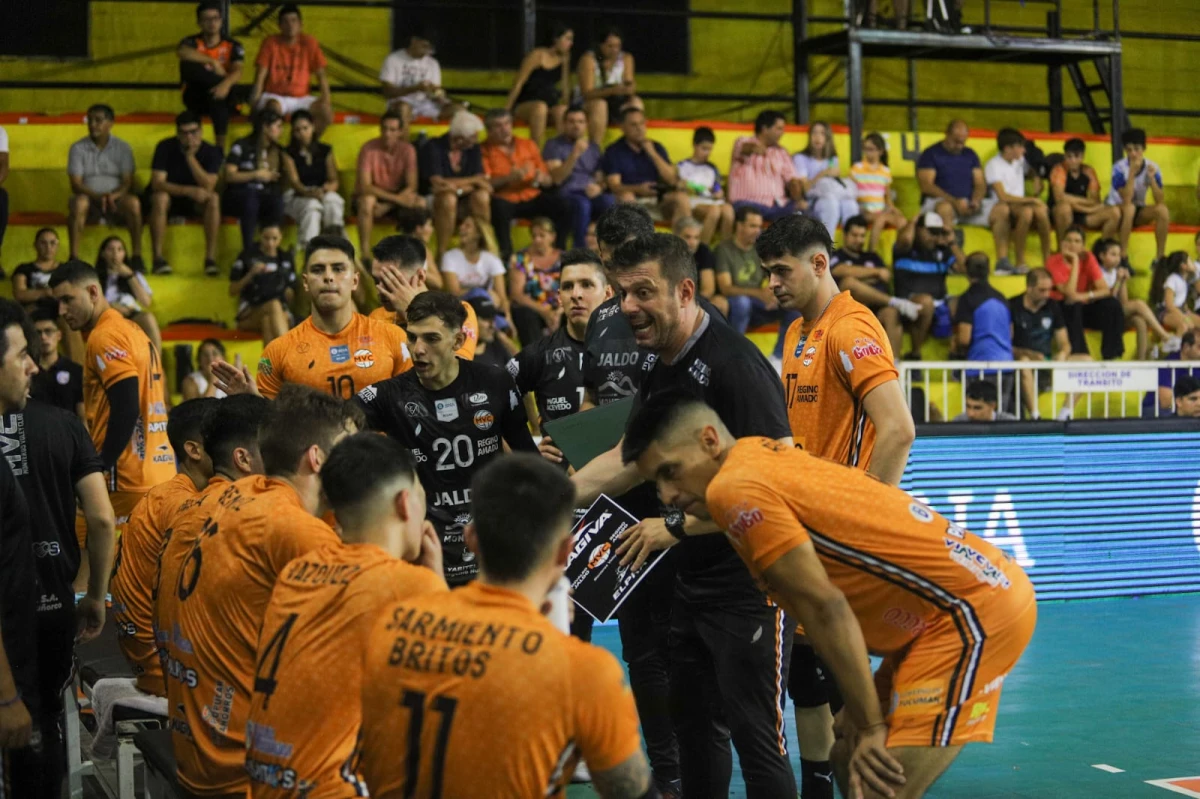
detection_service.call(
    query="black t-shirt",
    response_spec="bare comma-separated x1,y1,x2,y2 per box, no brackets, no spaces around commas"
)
473,341,511,371
695,243,716,275
1009,294,1065,357
0,446,38,702
229,246,297,312
151,137,224,187
13,262,57,295
507,326,586,425
30,356,84,415
831,247,886,270
631,313,791,604
354,360,538,585
2,400,103,606
286,142,333,189
582,297,656,407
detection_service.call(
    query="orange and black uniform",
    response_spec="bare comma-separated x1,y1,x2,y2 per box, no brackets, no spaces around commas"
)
256,314,410,400
179,33,245,138
245,544,446,797
369,300,479,361
358,582,644,798
707,438,1037,748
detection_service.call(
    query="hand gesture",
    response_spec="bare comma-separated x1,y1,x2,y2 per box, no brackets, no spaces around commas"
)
847,724,905,799
211,356,260,396
538,434,565,465
573,137,590,156
375,262,422,316
584,181,603,199
76,595,106,642
511,164,531,183
417,520,444,579
616,517,679,570
116,263,135,279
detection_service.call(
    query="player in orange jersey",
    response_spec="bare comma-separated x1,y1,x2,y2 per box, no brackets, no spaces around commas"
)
623,395,1037,799
358,453,656,799
157,386,363,798
246,432,446,798
111,397,217,696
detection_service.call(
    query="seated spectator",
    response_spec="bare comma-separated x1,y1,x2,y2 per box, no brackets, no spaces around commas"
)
1172,375,1200,418
576,27,642,144
380,31,459,125
728,110,806,221
1149,251,1200,335
13,228,61,309
1143,332,1200,417
508,217,563,344
181,338,228,400
356,111,423,259
674,216,726,318
441,215,510,317
481,109,572,262
953,252,1013,361
793,121,858,237
395,207,444,289
1010,268,1079,418
147,111,222,276
602,108,687,225
676,126,734,245
94,237,163,357
67,104,144,265
585,219,599,251
984,128,1051,272
29,300,83,418
1107,127,1169,265
953,380,1017,422
282,109,343,252
916,120,1007,262
715,206,796,358
1049,138,1119,243
224,109,285,253
831,215,920,356
543,107,614,250
421,110,491,262
1045,225,1125,360
851,132,906,253
468,295,518,370
1094,237,1177,359
250,4,332,133
893,211,964,359
506,24,573,143
229,223,295,345
177,1,244,150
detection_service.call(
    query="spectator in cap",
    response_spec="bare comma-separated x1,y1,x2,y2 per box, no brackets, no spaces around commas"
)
892,210,965,359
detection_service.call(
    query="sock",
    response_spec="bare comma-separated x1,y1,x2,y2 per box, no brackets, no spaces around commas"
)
801,758,835,799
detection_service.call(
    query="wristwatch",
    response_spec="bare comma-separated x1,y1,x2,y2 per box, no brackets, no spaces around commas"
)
663,509,687,540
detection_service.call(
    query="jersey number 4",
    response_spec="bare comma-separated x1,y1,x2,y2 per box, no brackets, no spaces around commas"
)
253,612,300,710
401,690,458,799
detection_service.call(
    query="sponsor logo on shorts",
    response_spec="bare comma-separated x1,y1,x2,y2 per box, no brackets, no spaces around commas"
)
353,348,375,369
891,680,947,717
473,410,494,431
329,345,351,364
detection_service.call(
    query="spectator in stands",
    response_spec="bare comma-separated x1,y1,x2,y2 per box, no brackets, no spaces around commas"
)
715,206,796,356
94,237,163,358
506,23,574,143
422,110,490,261
1049,138,1119,243
508,217,563,343
953,379,1017,422
1046,225,1125,360
602,108,687,225
13,228,61,309
283,109,343,252
1146,332,1200,416
676,126,734,245
729,110,806,221
355,110,422,259
224,108,286,253
1171,375,1200,418
984,128,1052,272
395,207,444,289
250,4,332,134
954,252,1013,361
793,121,858,237
851,132,906,253
229,223,295,345
29,300,84,417
1107,128,1169,265
894,211,964,360
147,111,223,276
576,27,642,144
674,216,726,317
440,214,510,317
831,215,920,356
543,107,614,251
1094,237,1177,359
1010,268,1077,418
0,123,8,276
181,338,227,399
481,109,573,262
67,104,144,266
469,295,518,370
177,1,244,151
585,219,599,251
1150,251,1200,335
380,31,458,125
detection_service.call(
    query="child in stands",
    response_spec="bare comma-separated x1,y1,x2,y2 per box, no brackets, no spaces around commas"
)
228,223,295,344
677,126,734,244
1093,237,1179,358
1149,251,1200,335
851,132,907,253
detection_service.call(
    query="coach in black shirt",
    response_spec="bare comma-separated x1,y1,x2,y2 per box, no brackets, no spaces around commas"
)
28,301,83,417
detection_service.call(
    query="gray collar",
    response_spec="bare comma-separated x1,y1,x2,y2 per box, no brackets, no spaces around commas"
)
667,310,710,366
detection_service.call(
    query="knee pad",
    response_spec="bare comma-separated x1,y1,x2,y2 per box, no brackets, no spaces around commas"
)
787,641,843,711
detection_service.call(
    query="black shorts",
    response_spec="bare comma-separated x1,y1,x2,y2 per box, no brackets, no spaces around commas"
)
145,190,203,219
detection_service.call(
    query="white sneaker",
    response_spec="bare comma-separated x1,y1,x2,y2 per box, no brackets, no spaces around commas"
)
571,761,591,784
1056,406,1073,421
890,297,922,321
1163,336,1182,354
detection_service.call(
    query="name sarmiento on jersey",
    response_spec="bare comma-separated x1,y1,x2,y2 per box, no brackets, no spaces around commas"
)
382,605,547,680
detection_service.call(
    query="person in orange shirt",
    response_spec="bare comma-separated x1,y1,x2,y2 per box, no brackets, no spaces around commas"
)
355,111,424,262
157,386,363,798
480,108,574,261
624,395,1037,799
250,4,332,134
246,432,446,798
111,397,217,696
358,453,655,798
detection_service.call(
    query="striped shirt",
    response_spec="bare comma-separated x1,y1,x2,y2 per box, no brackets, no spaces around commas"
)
850,161,891,214
728,137,796,207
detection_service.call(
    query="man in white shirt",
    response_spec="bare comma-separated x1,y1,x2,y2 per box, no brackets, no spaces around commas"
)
984,128,1050,274
0,125,8,277
379,32,460,125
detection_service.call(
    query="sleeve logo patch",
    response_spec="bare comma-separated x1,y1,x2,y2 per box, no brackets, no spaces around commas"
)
725,503,765,543
257,357,273,376
852,338,884,359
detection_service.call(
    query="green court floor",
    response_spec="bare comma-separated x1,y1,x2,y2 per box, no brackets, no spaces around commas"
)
570,595,1200,798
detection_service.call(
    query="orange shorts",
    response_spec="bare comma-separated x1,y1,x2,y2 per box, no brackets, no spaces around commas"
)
882,572,1037,748
75,490,146,547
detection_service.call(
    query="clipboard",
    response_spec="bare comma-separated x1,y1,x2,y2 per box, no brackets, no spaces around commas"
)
542,397,634,469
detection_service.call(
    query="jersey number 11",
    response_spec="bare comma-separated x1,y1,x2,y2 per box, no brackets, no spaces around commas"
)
402,690,458,799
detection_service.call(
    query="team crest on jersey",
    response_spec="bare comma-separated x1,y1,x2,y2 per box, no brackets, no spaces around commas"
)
469,392,489,405
353,349,375,369
806,346,816,356
435,398,459,422
404,401,427,418
803,359,813,367
812,329,824,343
473,410,494,431
329,345,351,364
1041,317,1052,329
57,371,70,385
909,502,934,523
296,342,311,355
257,357,273,376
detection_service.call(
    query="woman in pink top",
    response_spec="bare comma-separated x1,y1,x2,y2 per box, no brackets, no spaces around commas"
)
1046,225,1126,359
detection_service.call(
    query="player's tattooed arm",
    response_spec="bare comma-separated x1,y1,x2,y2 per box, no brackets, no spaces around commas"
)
589,752,657,799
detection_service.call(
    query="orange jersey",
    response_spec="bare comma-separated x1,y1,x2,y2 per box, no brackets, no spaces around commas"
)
369,299,479,360
359,582,642,798
84,307,174,492
157,475,340,796
781,291,898,469
111,472,198,696
246,544,447,798
257,314,410,400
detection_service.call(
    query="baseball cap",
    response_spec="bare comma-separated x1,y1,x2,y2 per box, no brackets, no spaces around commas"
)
920,212,947,231
468,295,497,319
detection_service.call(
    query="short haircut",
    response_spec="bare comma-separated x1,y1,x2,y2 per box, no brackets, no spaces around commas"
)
259,384,365,478
843,214,869,235
966,379,998,406
305,234,355,265
470,454,576,582
1092,236,1120,260
692,126,715,146
0,299,34,364
196,1,222,17
167,397,219,458
1174,375,1200,400
201,394,271,471
530,216,556,235
175,110,201,129
621,390,711,465
563,106,587,121
1026,267,1052,287
1121,128,1147,148
290,108,315,127
381,109,405,127
965,252,990,281
48,260,100,289
595,204,654,250
87,104,115,121
396,206,432,235
672,216,702,235
1062,224,1086,241
734,204,763,226
1182,330,1197,349
610,234,697,289
754,110,785,134
996,127,1024,150
322,433,418,530
1064,137,1086,155
559,248,607,284
372,235,426,272
755,214,833,263
407,290,467,330
29,299,58,325
484,108,511,125
448,110,484,140
619,106,644,124
279,3,301,21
